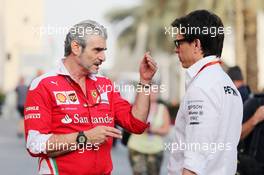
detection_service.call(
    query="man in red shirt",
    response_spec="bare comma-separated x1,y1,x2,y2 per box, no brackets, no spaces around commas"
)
24,20,157,175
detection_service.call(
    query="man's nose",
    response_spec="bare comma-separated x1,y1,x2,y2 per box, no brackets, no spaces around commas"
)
98,52,106,62
174,47,179,54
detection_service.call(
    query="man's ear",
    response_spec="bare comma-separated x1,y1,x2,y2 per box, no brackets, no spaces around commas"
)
71,40,81,56
194,39,203,54
194,39,201,49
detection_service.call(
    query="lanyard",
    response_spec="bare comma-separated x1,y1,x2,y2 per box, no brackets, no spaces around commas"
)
194,60,221,78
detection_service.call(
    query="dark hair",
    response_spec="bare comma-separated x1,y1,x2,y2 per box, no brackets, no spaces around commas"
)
227,66,243,81
171,10,224,57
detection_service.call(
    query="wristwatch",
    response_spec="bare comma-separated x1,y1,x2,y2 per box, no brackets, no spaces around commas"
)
76,131,87,147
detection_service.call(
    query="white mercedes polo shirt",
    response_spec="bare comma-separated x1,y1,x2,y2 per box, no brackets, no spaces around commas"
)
168,56,243,175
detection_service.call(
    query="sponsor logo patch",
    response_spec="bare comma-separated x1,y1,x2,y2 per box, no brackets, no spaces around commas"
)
25,106,39,112
50,81,58,86
61,113,113,124
90,90,101,104
53,91,80,105
68,93,77,102
25,113,41,120
187,100,204,125
224,86,238,96
61,114,72,124
56,93,67,103
100,91,109,104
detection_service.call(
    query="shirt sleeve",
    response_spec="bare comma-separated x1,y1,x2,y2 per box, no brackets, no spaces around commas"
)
24,81,53,157
183,86,220,174
112,90,149,134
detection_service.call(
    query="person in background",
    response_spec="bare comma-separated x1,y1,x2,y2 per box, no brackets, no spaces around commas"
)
227,66,251,103
15,77,28,138
127,90,170,175
238,93,264,174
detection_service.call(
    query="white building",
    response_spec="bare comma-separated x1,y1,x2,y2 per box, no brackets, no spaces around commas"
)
0,0,44,91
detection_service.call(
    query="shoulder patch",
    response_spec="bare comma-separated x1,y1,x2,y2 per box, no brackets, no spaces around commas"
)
29,70,57,90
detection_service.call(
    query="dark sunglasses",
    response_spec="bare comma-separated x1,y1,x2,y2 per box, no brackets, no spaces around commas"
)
174,38,189,48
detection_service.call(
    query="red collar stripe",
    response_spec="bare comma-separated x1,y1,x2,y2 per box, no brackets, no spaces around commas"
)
195,60,221,78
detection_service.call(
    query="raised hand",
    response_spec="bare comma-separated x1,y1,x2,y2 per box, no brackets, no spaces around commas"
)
139,52,158,84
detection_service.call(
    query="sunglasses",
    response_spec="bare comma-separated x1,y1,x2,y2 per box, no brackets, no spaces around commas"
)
174,38,189,48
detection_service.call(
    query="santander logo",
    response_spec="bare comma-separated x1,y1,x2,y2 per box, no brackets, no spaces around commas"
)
61,114,72,124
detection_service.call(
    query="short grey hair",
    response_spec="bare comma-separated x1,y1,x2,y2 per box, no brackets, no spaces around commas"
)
64,20,107,56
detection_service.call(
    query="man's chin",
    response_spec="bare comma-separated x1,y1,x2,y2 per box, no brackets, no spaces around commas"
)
89,69,98,74
84,66,98,75
180,62,186,68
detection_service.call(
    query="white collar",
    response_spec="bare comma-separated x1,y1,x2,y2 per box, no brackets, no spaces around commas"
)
185,55,219,89
56,58,97,81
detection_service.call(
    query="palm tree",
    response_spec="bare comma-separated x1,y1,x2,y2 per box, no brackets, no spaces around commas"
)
105,0,264,98
105,0,182,54
106,0,231,54
105,0,188,101
235,0,247,83
244,0,258,92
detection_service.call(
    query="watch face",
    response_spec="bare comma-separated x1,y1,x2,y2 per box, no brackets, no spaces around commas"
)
78,135,86,143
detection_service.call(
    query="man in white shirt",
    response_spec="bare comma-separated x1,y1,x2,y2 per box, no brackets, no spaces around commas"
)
167,10,243,175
